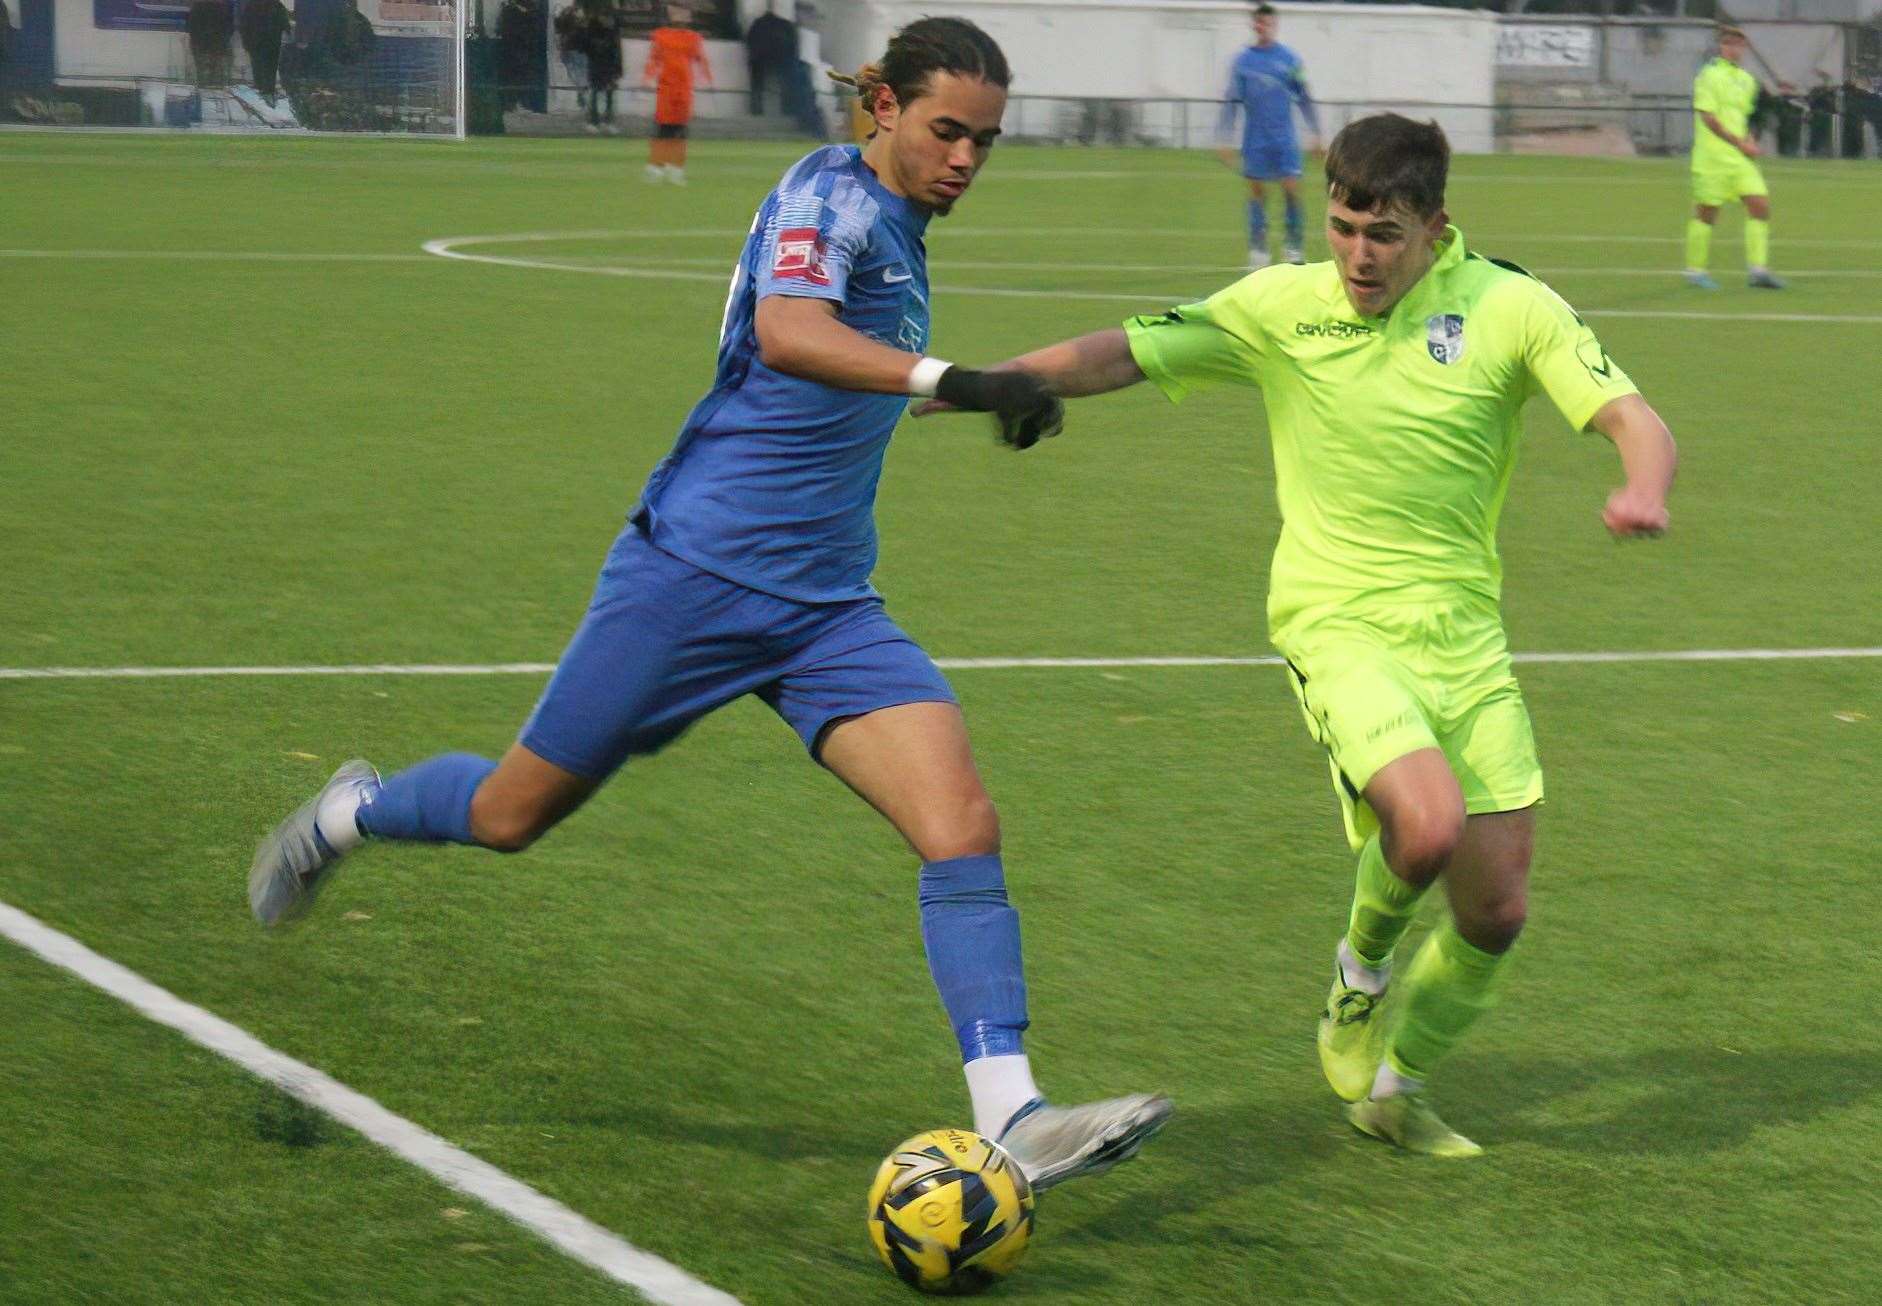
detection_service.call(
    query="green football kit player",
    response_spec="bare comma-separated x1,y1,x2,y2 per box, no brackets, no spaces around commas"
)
1688,27,1784,290
920,113,1678,1155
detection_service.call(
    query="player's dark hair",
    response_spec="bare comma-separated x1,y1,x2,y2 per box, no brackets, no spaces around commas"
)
1254,4,1276,16
1323,113,1450,218
829,17,1010,111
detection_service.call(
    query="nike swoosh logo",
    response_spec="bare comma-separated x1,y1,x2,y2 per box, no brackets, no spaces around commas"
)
883,268,913,284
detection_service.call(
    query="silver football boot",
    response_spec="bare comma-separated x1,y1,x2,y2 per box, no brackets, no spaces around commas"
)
248,759,379,927
996,1092,1173,1192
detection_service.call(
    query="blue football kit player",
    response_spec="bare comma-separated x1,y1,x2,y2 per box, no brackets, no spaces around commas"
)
247,17,1169,1191
1219,3,1321,268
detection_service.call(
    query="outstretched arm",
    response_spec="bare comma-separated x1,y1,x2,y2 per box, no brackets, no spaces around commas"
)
913,329,1146,419
1003,329,1147,397
755,296,1063,446
1587,393,1676,537
755,295,930,392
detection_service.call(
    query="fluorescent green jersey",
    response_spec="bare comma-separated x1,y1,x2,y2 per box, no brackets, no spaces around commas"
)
1124,227,1637,640
1692,57,1758,173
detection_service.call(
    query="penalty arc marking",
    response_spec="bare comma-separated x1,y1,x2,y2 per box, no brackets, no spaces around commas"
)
418,233,1882,325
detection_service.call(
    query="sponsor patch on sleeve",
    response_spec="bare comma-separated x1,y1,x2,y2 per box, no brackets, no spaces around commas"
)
772,226,832,286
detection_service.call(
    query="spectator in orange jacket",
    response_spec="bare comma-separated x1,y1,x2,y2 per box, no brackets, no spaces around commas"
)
643,4,711,184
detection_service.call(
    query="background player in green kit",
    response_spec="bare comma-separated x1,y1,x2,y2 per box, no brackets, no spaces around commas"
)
1688,26,1785,290
920,113,1678,1156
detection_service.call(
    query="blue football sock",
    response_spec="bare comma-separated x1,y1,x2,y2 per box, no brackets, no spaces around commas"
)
355,752,496,845
1247,199,1268,250
1285,194,1304,247
919,854,1030,1061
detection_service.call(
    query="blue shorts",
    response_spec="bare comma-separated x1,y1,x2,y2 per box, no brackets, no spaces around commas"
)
1242,141,1302,181
520,527,958,779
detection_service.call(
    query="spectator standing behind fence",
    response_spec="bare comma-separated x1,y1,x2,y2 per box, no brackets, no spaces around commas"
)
324,0,376,75
1840,78,1875,158
589,1,624,133
643,4,710,183
0,0,13,103
1807,74,1837,156
187,0,234,87
1769,81,1805,158
745,0,794,118
239,0,292,104
555,0,623,134
786,1,827,138
1217,3,1320,270
497,0,545,112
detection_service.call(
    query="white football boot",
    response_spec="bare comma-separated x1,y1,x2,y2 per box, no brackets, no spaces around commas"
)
996,1093,1173,1192
248,760,379,927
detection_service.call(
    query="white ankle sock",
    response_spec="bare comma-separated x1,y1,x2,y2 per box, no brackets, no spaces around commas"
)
1337,939,1390,996
1371,1060,1422,1100
964,1054,1041,1140
314,784,367,853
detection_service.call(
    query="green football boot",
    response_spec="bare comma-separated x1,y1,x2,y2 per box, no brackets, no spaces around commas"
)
1317,967,1387,1103
1345,1092,1483,1158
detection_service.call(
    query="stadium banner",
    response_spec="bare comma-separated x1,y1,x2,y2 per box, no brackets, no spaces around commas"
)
369,0,453,34
94,0,198,32
1496,25,1596,69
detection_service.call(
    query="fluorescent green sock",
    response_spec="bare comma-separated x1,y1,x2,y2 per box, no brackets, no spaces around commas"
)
1344,834,1427,969
1386,920,1511,1080
1746,218,1770,269
1685,218,1713,270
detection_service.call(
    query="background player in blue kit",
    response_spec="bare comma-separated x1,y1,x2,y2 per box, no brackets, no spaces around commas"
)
1219,3,1321,268
246,17,1170,1192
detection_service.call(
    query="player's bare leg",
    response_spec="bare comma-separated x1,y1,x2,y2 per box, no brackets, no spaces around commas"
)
820,703,1172,1190
467,743,600,852
248,742,598,926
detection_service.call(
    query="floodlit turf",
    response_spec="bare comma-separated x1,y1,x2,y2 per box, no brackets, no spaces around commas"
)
3,132,1881,1303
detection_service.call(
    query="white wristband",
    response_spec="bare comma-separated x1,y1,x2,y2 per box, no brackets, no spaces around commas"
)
907,356,952,398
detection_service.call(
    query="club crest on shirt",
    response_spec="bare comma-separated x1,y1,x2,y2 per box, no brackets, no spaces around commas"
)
1426,313,1467,365
773,226,831,286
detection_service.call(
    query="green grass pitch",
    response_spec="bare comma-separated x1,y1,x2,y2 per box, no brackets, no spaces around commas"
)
3,131,1881,1304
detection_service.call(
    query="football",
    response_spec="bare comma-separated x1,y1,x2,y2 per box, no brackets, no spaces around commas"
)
865,1128,1036,1295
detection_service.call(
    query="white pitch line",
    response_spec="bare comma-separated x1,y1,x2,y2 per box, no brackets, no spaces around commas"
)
418,233,1882,322
0,899,741,1306
4,647,1881,681
0,248,431,263
536,254,1882,282
9,246,1881,285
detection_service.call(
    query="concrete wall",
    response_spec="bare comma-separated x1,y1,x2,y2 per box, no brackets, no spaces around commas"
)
55,0,192,83
1498,17,1849,95
817,0,1499,151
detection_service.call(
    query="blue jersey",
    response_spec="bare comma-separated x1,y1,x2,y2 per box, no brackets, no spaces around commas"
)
1221,42,1318,152
633,145,931,604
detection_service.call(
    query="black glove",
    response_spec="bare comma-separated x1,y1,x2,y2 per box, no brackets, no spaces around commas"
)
933,366,1066,451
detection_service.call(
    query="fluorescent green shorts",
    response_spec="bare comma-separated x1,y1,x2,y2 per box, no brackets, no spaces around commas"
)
1691,156,1767,208
1278,603,1544,851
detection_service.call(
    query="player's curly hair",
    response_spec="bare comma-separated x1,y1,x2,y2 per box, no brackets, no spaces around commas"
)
827,17,1011,114
1324,113,1450,218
